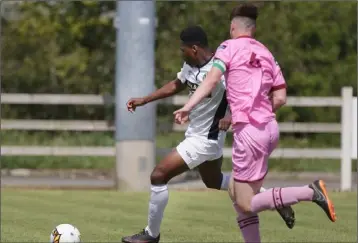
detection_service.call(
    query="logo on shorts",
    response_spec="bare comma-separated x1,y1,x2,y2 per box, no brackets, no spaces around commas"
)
217,45,226,50
185,151,192,159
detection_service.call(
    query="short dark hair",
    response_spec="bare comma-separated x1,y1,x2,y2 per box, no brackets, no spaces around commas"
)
230,3,259,21
180,26,208,48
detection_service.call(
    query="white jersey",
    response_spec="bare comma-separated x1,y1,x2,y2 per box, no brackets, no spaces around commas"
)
177,58,228,141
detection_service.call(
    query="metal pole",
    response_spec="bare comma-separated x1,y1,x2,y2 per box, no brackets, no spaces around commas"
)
0,2,3,168
114,0,156,191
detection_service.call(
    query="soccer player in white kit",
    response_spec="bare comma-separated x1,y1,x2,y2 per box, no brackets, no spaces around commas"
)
122,26,295,243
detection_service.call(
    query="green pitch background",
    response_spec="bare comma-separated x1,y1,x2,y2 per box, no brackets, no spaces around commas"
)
1,190,356,242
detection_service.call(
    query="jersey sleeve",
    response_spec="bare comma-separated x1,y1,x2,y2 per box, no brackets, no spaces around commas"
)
272,60,287,91
214,40,231,73
177,62,191,84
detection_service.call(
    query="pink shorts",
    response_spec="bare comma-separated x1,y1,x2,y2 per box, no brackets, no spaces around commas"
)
232,120,279,182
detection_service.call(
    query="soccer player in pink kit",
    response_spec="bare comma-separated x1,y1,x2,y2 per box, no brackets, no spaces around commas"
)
174,4,336,242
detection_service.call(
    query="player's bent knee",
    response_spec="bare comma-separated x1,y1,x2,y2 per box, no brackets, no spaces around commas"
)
236,201,253,214
150,168,168,185
228,186,235,201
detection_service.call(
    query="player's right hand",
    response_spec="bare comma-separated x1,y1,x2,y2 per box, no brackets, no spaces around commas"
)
126,98,147,112
173,107,190,124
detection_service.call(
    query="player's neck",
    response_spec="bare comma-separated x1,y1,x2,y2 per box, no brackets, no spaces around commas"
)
234,32,254,39
196,51,214,68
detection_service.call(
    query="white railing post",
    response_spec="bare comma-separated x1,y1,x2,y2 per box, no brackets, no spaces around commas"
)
351,97,357,160
340,86,353,191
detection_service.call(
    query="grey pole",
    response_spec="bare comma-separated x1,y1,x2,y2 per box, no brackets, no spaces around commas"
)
114,0,156,191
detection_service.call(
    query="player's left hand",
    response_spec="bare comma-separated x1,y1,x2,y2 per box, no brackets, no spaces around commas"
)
219,115,232,131
173,107,190,124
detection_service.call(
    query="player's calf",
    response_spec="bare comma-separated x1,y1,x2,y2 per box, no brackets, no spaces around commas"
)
202,178,221,190
231,195,261,243
259,187,295,229
198,158,230,190
231,180,296,229
201,172,229,190
121,150,189,243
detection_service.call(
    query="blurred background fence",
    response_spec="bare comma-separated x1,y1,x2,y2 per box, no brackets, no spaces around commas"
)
1,1,357,190
1,88,357,190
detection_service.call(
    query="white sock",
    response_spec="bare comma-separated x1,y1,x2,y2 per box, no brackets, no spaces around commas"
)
145,185,168,238
220,173,231,190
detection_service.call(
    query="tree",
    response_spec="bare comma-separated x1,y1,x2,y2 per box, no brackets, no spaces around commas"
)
1,1,356,123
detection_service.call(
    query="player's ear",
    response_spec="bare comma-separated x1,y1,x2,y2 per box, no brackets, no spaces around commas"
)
192,45,199,54
230,22,235,38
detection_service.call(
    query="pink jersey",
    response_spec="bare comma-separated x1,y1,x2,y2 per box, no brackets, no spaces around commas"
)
214,36,286,125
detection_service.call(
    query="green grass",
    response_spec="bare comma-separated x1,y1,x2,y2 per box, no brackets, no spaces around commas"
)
1,190,356,242
1,131,356,172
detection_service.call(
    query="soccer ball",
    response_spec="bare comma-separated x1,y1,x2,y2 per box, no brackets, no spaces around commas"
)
50,224,81,243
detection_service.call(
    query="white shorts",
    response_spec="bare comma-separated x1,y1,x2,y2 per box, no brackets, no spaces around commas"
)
176,135,225,169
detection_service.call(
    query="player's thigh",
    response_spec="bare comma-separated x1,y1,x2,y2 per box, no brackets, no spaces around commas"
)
233,179,263,213
232,123,271,182
268,119,280,155
197,156,223,183
151,149,189,184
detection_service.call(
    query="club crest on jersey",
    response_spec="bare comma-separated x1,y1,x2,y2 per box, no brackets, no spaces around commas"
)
217,45,226,50
186,80,211,98
186,81,199,94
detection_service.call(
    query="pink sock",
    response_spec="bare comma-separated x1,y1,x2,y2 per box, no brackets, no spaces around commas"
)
233,202,261,243
251,186,314,213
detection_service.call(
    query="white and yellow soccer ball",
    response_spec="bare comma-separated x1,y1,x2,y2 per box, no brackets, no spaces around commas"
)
50,224,81,243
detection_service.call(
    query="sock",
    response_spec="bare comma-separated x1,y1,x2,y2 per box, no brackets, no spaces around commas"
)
145,185,168,238
238,214,261,243
251,186,314,213
233,202,261,243
258,187,277,211
220,173,231,190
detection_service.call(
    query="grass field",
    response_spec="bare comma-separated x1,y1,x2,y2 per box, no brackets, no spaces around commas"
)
1,189,356,242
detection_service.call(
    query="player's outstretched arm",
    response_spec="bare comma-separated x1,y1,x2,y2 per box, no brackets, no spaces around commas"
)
144,78,186,104
127,79,186,112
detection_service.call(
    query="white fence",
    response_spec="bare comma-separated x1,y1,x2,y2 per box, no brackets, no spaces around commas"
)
1,86,356,190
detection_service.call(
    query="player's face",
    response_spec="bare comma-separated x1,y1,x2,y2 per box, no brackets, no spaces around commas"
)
180,44,197,66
